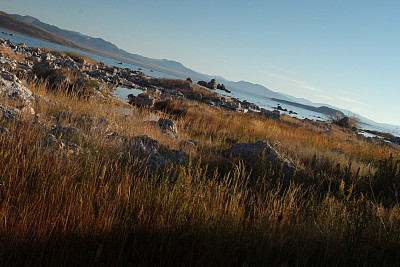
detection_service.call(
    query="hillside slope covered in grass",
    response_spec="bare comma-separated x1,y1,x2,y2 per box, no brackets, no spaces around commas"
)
0,41,399,266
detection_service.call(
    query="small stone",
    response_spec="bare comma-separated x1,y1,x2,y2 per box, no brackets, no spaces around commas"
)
158,118,179,138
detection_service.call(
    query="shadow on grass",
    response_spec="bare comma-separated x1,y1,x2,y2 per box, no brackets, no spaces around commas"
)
3,225,400,267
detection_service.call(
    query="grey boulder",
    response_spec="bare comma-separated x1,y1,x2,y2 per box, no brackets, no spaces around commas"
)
223,141,301,178
0,75,33,105
134,93,155,108
0,104,20,122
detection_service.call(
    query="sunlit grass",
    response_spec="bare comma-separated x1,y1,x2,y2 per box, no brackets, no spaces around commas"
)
0,48,399,266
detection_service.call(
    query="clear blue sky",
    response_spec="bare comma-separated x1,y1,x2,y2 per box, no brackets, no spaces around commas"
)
2,0,400,125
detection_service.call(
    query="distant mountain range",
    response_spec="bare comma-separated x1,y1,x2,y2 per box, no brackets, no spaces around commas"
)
7,13,294,100
1,11,399,133
0,11,80,48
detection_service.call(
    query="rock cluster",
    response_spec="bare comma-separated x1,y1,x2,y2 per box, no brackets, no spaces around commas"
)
223,141,302,178
129,135,188,173
254,108,282,122
0,38,284,115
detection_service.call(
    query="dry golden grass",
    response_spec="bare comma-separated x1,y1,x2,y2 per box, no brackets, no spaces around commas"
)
0,46,26,62
0,48,399,266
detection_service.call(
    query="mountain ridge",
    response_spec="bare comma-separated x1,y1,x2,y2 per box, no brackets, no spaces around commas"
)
0,11,80,48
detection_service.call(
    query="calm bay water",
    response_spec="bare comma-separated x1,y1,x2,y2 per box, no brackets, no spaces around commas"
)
2,28,399,136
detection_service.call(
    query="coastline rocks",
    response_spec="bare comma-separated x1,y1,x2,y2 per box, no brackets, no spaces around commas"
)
259,108,282,122
197,79,217,90
217,83,231,93
336,116,351,128
207,79,217,90
217,83,225,90
223,141,301,178
248,108,281,122
221,99,242,111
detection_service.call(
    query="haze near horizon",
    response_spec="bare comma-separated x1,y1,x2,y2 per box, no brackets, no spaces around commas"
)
1,0,399,126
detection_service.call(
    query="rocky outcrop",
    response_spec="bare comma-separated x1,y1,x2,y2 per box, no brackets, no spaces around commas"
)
207,79,217,90
259,109,282,122
134,93,155,108
32,60,58,78
49,125,80,141
1,70,18,82
181,81,193,92
247,108,282,122
0,74,33,105
53,73,70,87
130,135,188,173
35,125,82,156
336,116,351,128
197,79,217,90
39,133,81,156
217,83,231,93
0,104,20,122
223,141,302,178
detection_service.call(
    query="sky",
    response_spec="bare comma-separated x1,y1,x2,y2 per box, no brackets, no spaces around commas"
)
1,0,400,126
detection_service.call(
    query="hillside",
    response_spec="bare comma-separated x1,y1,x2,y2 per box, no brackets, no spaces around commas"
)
0,11,80,48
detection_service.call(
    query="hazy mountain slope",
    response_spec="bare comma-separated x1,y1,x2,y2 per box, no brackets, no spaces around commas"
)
0,11,80,48
12,14,206,79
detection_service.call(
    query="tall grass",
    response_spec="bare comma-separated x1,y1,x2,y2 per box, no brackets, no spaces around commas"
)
0,46,26,62
1,122,399,266
0,51,399,265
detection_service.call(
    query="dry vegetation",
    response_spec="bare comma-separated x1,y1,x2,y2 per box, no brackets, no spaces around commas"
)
0,50,400,266
0,46,26,62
